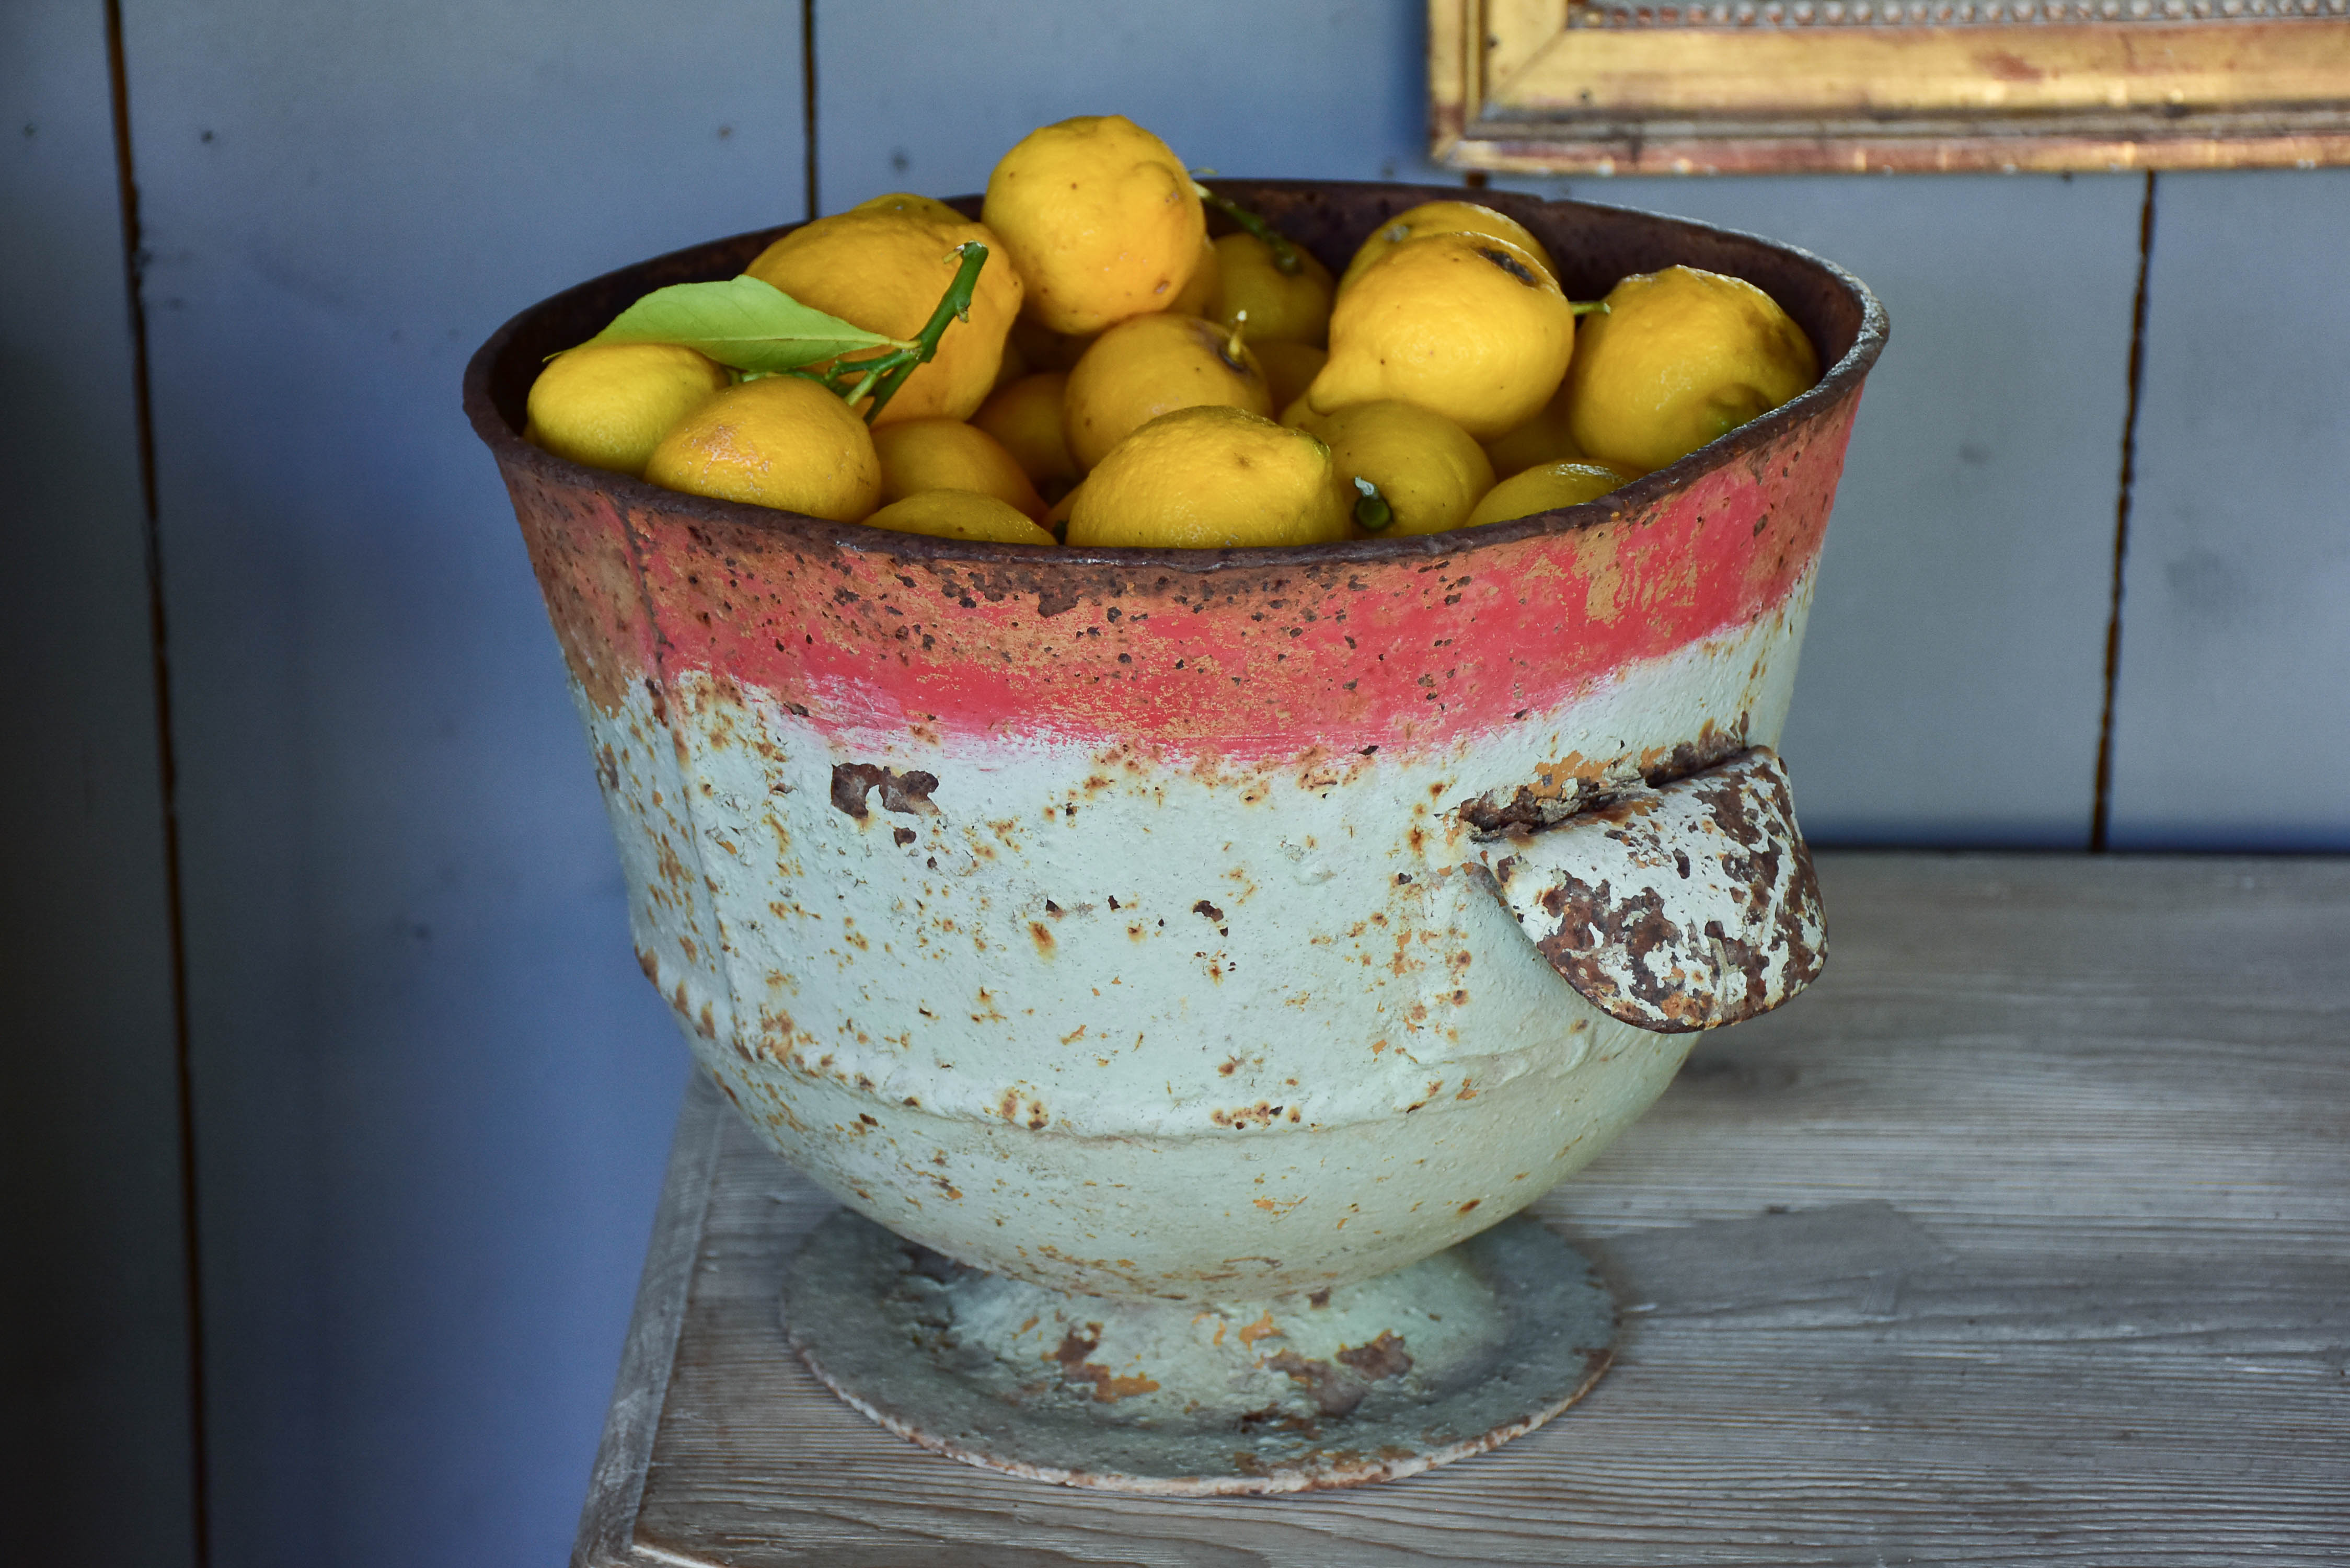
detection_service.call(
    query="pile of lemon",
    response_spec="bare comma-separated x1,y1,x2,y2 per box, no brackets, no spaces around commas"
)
526,114,1819,550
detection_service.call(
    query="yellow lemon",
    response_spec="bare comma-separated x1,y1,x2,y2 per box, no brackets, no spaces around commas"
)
1278,391,1323,432
1044,479,1085,535
1565,265,1820,475
743,208,1021,426
525,342,730,478
1068,406,1346,549
871,417,1045,519
983,114,1205,335
644,374,881,522
1253,341,1327,413
1480,378,1583,478
1064,313,1271,472
1211,232,1334,347
972,372,1079,501
1169,232,1222,317
865,489,1056,546
1461,460,1632,529
851,191,968,225
1308,232,1575,441
1339,201,1558,293
1313,400,1495,538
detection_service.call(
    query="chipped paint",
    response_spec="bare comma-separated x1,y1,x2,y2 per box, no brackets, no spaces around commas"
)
1478,748,1826,1032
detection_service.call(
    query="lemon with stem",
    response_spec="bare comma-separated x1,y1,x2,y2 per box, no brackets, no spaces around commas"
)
629,243,990,518
1064,313,1271,472
1315,400,1495,538
744,211,1020,425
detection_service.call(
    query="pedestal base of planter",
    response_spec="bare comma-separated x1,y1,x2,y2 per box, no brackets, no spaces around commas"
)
780,1209,1617,1494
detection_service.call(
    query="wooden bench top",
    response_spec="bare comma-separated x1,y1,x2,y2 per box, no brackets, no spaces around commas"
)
577,852,2350,1566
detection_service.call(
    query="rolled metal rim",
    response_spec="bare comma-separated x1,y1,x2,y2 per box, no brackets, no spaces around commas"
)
461,178,1887,573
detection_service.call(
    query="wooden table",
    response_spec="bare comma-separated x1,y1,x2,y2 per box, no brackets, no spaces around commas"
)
574,854,2350,1566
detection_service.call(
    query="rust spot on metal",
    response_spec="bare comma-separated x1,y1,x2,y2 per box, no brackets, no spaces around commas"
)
1236,1311,1281,1348
1458,722,1750,839
829,763,939,820
1335,1329,1414,1381
1046,1325,1161,1403
1264,1350,1370,1418
1030,921,1056,956
1192,898,1225,923
1457,1198,1481,1215
892,825,916,845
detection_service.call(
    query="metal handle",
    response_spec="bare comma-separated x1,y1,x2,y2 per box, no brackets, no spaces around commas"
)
1467,747,1827,1034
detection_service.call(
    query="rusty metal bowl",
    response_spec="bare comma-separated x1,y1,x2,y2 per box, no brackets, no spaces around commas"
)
465,182,1885,1310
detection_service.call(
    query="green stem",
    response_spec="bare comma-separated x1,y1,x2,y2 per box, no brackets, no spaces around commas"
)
1352,476,1395,534
863,241,988,421
1191,181,1302,277
1572,299,1609,317
809,242,991,424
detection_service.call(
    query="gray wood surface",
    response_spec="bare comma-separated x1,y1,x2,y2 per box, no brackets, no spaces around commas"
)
583,851,2350,1567
2108,168,2350,850
0,4,196,1564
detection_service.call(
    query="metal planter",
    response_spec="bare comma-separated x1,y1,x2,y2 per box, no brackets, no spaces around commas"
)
466,181,1886,1307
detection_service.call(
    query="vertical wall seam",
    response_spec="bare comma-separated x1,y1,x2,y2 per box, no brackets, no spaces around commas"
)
101,4,210,1562
801,0,820,219
2090,170,2159,853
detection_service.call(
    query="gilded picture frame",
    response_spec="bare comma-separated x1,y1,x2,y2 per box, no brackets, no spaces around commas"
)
1431,0,2350,173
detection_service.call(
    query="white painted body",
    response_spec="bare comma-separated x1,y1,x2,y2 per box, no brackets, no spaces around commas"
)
579,580,1811,1302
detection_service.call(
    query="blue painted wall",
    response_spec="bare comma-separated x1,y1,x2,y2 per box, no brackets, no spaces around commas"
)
5,3,2344,1565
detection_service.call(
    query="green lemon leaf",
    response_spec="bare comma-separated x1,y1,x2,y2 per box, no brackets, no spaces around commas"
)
585,275,909,373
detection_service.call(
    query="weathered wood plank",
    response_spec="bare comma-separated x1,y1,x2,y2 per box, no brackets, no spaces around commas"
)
812,0,1434,214
0,4,196,1564
592,852,2350,1566
1525,173,2144,846
2107,167,2350,851
116,3,808,1562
